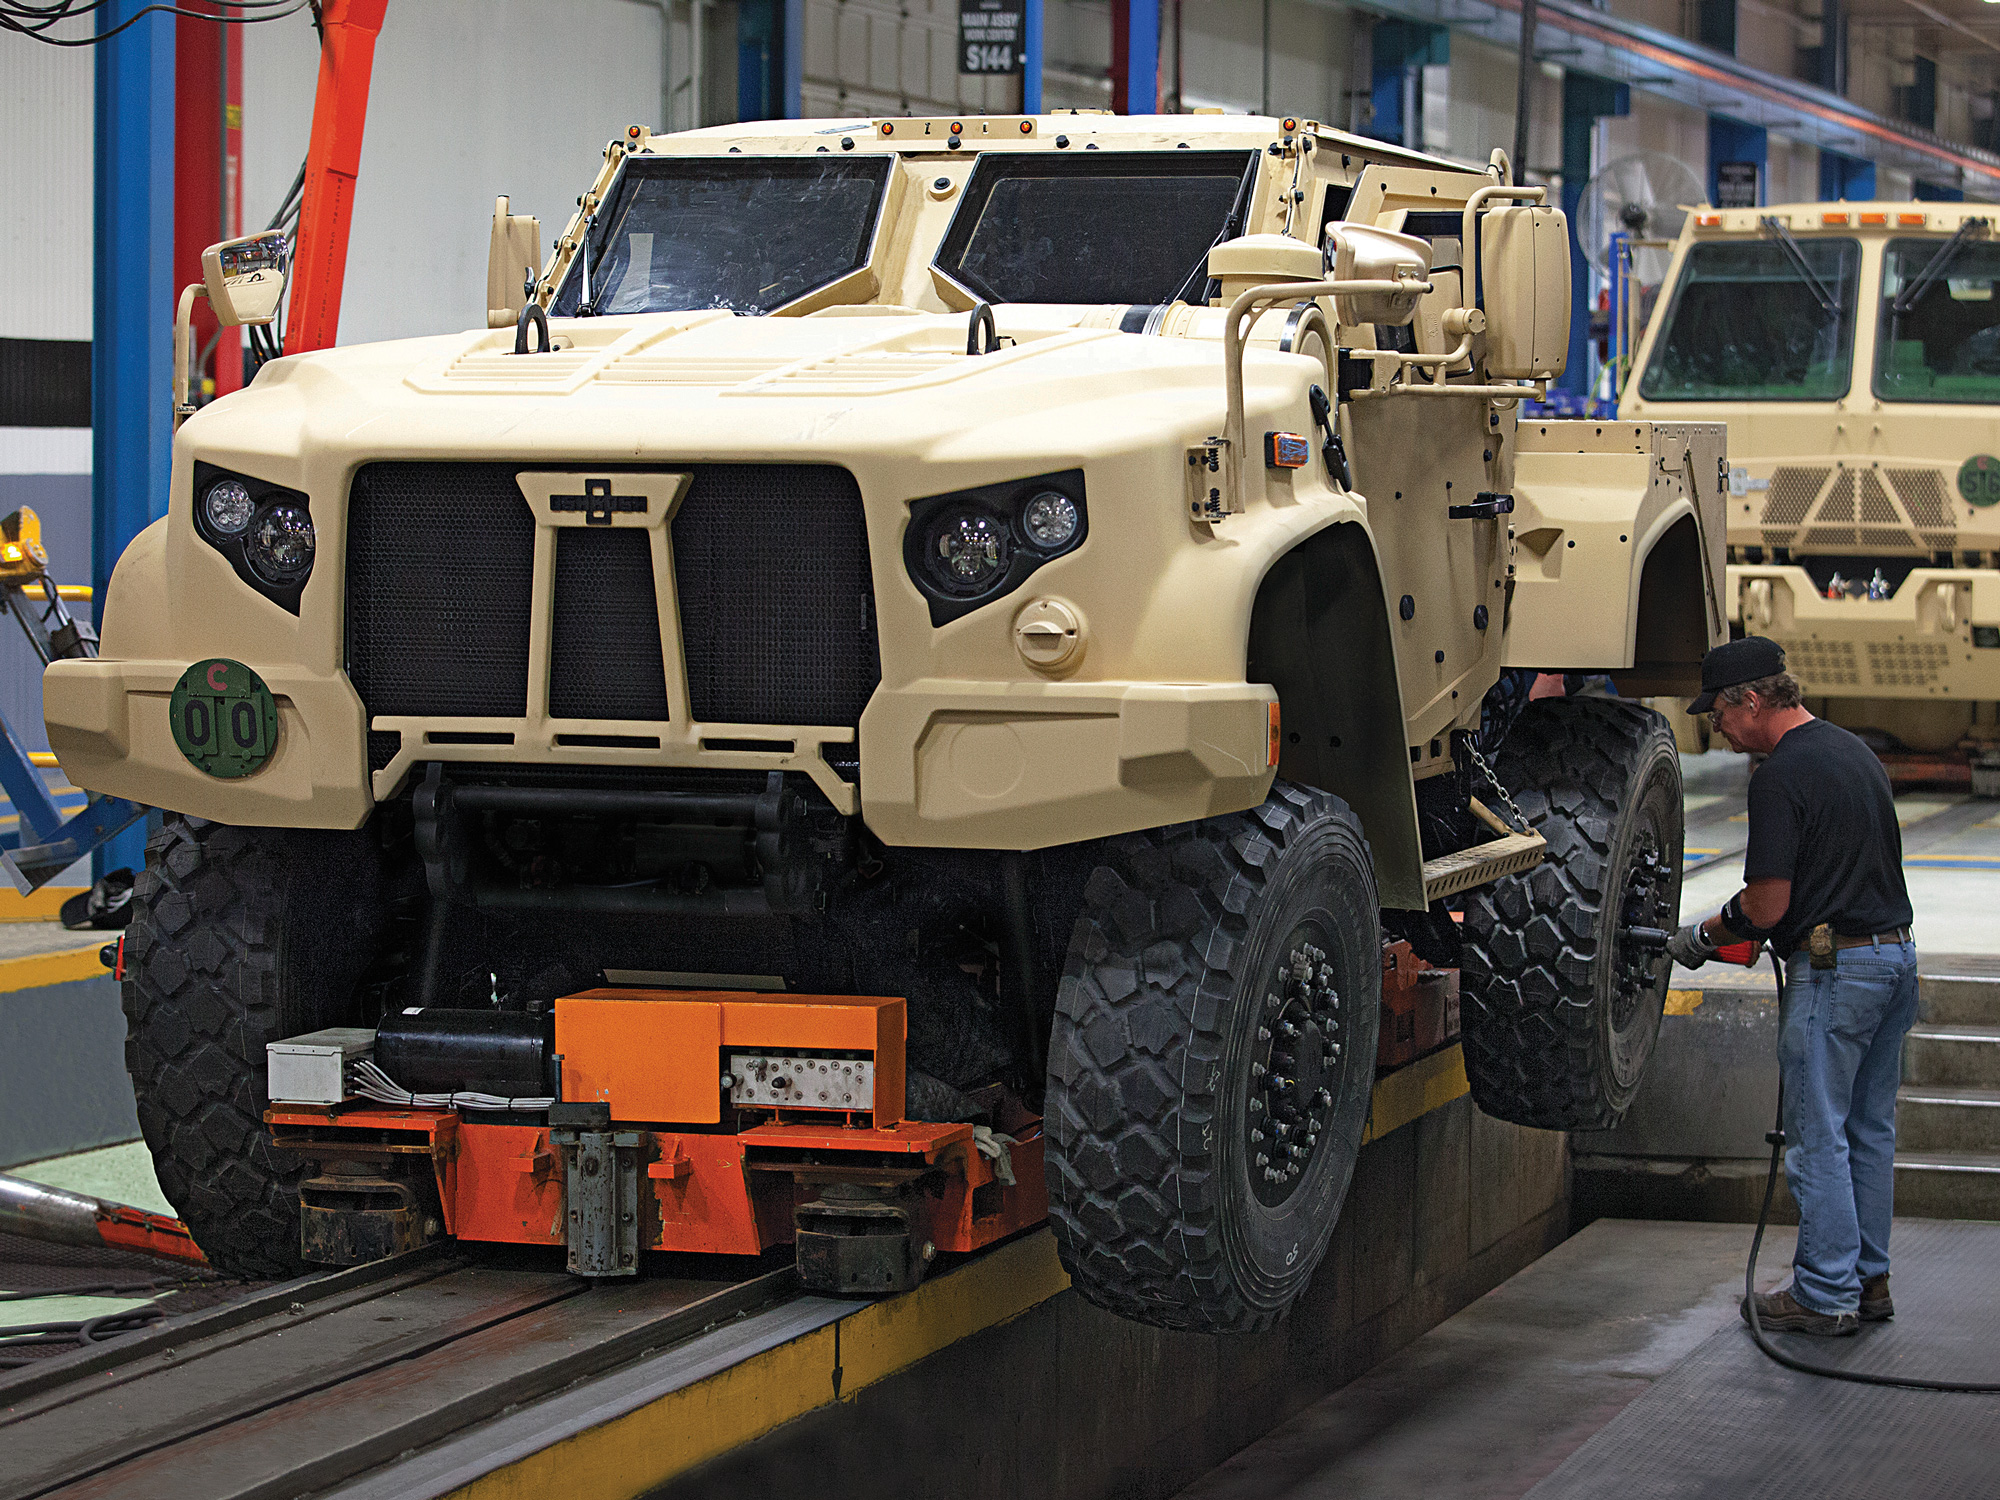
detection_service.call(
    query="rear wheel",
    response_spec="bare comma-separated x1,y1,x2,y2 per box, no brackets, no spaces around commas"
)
1459,698,1683,1129
1045,783,1381,1333
123,816,385,1277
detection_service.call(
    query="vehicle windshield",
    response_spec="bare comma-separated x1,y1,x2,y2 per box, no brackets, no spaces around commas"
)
1636,237,1860,401
934,150,1257,305
1876,234,2000,403
549,155,893,316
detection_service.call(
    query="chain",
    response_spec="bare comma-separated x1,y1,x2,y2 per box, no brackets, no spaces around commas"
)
1466,741,1532,835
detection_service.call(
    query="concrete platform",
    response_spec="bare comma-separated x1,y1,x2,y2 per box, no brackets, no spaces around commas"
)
1176,1217,2000,1500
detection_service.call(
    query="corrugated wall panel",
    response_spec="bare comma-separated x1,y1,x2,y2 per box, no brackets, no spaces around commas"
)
0,45,94,343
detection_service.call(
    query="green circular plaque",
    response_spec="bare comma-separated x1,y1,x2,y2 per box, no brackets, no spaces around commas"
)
170,659,278,779
1958,455,2000,507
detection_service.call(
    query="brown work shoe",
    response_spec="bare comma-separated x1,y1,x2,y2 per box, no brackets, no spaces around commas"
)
1860,1273,1894,1323
1742,1286,1859,1337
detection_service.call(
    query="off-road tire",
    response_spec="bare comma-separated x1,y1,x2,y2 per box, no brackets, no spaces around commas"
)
1045,783,1381,1333
1460,697,1684,1130
123,815,384,1278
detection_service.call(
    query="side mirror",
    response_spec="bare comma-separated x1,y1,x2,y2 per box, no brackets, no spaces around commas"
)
1325,224,1432,327
1479,205,1571,380
488,196,543,329
201,230,290,327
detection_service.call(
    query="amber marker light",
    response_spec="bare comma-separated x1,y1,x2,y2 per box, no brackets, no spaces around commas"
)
950,120,963,135
1860,212,1888,226
1695,212,1721,228
1268,702,1282,767
1900,212,1927,226
1823,212,1849,226
1265,431,1311,469
1019,119,1033,133
880,121,895,136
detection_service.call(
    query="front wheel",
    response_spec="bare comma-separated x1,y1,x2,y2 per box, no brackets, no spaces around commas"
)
122,815,385,1277
1045,783,1381,1333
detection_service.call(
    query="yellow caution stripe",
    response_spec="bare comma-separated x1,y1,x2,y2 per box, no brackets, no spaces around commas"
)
0,885,88,923
1363,1043,1468,1143
0,944,108,993
452,1231,1071,1500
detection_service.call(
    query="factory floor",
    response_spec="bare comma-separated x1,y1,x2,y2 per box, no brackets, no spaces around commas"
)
1175,1217,2000,1500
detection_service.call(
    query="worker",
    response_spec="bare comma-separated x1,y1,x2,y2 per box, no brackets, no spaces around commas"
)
1666,636,1916,1338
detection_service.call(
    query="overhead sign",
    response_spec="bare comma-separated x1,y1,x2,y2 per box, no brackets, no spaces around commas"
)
960,0,1024,74
1715,161,1759,208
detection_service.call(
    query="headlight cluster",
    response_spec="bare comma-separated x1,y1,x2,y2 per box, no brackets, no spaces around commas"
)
192,461,316,613
903,470,1087,626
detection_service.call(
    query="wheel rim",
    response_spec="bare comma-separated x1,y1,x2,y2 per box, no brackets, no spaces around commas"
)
1245,922,1345,1208
1610,834,1676,1032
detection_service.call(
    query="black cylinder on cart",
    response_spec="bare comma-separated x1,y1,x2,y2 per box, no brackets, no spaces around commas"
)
372,1008,556,1097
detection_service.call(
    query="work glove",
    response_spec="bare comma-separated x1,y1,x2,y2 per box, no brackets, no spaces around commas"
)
1666,921,1722,970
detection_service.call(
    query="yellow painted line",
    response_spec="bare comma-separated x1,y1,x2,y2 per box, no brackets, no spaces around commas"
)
451,1231,1071,1500
0,946,107,993
1665,988,1706,1016
0,886,87,923
1363,1044,1468,1143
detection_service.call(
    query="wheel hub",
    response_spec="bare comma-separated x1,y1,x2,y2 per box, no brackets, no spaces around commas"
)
1612,838,1675,1028
1247,937,1344,1206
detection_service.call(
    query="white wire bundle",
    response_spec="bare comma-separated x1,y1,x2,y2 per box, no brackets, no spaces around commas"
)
350,1058,554,1113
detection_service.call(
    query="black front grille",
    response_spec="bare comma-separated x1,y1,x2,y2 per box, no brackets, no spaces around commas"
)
347,463,536,768
549,528,670,721
347,462,878,771
672,465,879,728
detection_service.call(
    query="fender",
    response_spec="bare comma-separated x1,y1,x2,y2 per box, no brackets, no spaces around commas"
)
1247,518,1425,910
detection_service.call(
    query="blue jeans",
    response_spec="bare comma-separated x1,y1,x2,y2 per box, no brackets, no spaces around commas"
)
1779,939,1920,1315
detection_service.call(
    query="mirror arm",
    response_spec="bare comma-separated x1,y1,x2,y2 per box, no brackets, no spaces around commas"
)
173,283,208,428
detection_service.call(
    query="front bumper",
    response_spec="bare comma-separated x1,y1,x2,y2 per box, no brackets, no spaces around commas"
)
48,656,1278,844
1729,564,2000,700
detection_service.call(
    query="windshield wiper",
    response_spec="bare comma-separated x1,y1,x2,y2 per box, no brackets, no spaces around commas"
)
1892,217,1991,315
1759,216,1837,316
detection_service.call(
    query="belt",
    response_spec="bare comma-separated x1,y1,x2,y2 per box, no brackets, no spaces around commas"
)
1832,927,1913,950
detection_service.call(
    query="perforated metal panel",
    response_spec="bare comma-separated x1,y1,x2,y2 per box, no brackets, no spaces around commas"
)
549,528,670,722
671,465,880,729
1891,468,1957,549
346,463,536,768
1860,470,1900,524
1780,636,1861,688
1761,465,1830,548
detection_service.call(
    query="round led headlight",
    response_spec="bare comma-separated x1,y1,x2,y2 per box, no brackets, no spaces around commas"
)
926,511,1012,596
244,503,316,586
202,478,255,538
1022,490,1079,549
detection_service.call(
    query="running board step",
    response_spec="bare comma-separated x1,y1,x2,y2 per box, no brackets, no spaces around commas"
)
1421,830,1547,903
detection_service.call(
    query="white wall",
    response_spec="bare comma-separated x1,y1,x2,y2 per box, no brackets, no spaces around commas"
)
239,0,665,346
0,43,94,342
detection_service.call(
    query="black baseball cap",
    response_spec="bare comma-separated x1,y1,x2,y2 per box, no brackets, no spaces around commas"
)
1688,636,1787,714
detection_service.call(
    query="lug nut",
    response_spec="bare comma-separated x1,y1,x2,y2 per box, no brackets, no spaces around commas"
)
1257,1026,1271,1041
1256,1152,1269,1166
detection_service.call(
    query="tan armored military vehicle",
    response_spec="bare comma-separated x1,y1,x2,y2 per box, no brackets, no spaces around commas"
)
1624,201,2000,785
49,113,1722,1331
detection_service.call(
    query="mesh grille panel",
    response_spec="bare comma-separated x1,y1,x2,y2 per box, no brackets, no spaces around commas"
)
1891,469,1956,547
346,463,535,741
1762,466,1829,527
1780,637,1860,688
1817,469,1856,522
1860,471,1900,523
550,528,670,722
671,465,879,728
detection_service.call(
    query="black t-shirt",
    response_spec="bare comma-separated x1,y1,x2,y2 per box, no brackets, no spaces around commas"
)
1743,717,1913,956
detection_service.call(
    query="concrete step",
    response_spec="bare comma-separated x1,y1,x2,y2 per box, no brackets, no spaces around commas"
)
1897,1086,2000,1153
1904,1023,2000,1088
1893,1151,2000,1220
1921,974,2000,1026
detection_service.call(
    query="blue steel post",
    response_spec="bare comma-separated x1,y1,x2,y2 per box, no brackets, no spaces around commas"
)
782,0,804,118
1022,0,1043,114
92,0,175,880
1558,73,1628,403
1127,0,1159,115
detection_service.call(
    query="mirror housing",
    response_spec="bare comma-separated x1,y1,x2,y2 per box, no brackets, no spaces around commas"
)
1324,224,1431,327
1479,205,1570,379
488,196,543,328
200,230,289,327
